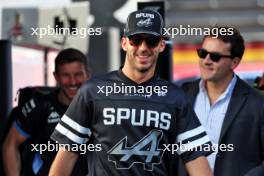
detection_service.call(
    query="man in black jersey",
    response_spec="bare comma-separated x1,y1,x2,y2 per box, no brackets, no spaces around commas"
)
49,10,213,176
3,48,90,176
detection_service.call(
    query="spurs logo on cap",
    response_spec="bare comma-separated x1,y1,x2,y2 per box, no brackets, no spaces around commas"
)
137,18,153,28
135,13,154,19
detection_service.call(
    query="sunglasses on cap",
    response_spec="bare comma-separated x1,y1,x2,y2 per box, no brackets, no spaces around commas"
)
197,48,233,62
128,35,161,48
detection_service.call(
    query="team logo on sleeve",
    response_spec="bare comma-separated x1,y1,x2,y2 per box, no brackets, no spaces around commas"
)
107,130,164,171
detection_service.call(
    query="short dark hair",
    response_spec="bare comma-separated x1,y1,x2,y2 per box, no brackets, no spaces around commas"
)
55,48,88,73
203,27,245,59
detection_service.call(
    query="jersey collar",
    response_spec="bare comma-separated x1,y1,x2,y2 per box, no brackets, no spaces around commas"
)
117,69,159,86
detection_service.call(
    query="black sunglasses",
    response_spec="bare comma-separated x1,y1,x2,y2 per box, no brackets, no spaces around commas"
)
197,48,233,62
128,35,161,48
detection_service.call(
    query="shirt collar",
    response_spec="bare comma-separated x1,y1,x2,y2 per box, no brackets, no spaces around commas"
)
117,69,159,86
222,75,237,98
198,74,237,100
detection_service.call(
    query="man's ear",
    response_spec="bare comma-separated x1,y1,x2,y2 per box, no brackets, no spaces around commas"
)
231,57,241,69
86,71,91,80
159,39,166,52
121,37,128,52
53,72,58,81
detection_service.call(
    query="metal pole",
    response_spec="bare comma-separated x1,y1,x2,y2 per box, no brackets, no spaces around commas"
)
0,39,12,176
44,47,49,86
0,39,13,122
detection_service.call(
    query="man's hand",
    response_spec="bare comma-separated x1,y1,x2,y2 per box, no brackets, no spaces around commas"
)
185,156,213,176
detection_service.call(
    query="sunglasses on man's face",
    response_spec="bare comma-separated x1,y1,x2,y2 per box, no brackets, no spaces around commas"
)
128,35,161,48
197,48,233,62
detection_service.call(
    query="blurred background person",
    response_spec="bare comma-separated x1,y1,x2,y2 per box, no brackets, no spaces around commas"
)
3,48,90,176
254,72,264,94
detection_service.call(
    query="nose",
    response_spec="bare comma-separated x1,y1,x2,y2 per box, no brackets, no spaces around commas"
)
69,75,77,85
138,40,149,50
205,52,213,61
202,54,213,64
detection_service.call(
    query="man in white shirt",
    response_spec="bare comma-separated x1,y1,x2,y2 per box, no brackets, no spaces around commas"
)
180,27,264,176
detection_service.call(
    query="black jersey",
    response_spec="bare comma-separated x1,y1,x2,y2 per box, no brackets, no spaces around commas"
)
15,89,88,176
51,70,212,176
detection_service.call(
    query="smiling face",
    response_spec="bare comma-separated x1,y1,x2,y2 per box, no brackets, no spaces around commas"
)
121,34,165,76
54,61,88,105
199,37,240,83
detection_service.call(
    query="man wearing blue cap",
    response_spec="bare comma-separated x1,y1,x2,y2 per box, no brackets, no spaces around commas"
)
49,10,213,176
